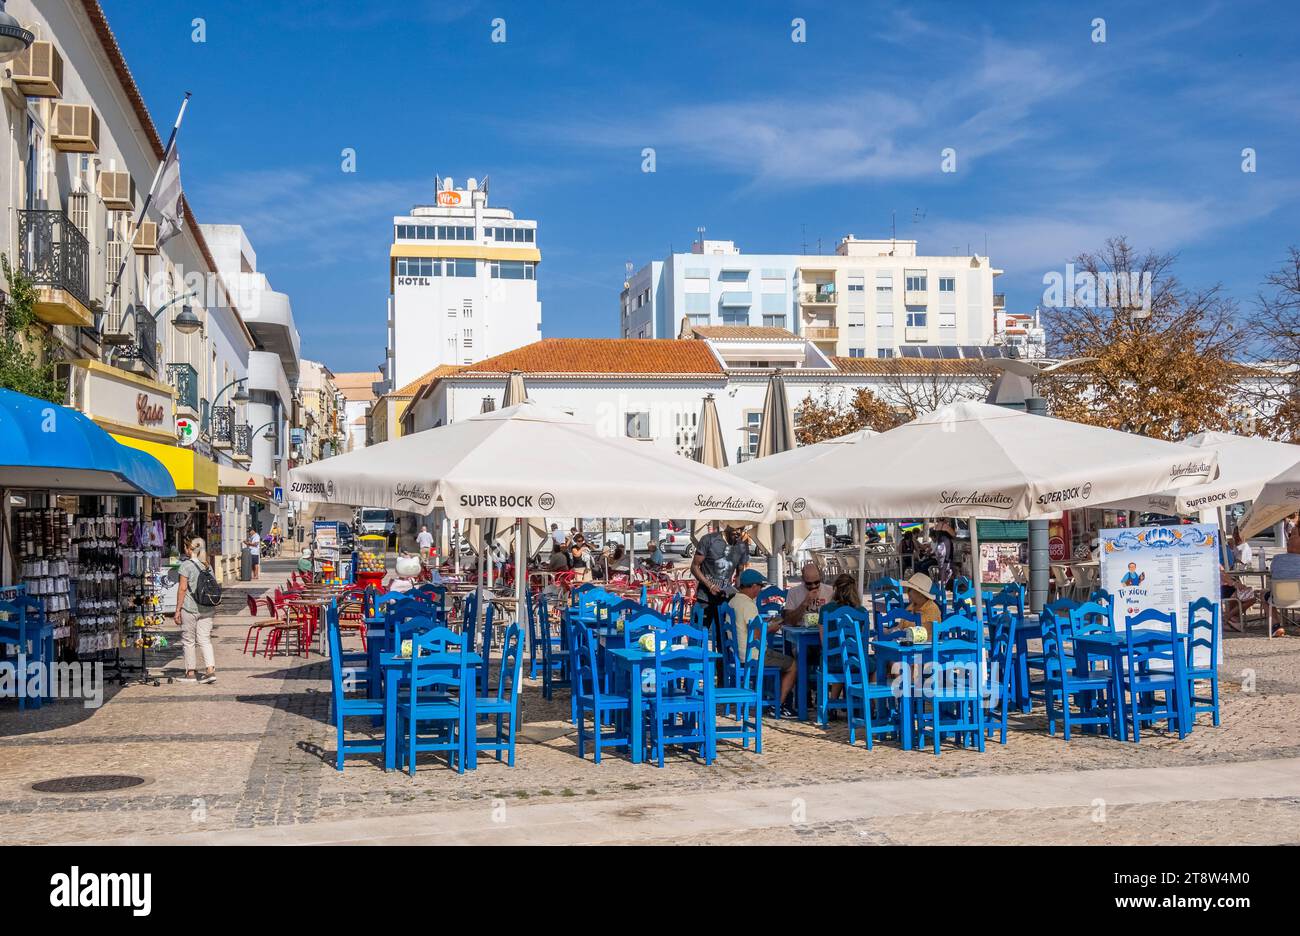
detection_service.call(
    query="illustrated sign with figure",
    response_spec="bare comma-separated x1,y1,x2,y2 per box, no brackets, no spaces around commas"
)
1100,523,1221,667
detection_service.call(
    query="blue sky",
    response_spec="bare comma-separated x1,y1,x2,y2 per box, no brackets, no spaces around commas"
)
105,0,1300,372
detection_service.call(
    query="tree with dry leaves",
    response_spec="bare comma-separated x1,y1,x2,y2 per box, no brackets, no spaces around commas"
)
795,385,899,445
873,361,995,420
1037,237,1256,440
1250,246,1300,441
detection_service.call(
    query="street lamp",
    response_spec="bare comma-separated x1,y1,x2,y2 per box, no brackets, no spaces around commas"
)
153,290,203,335
214,377,249,407
252,421,278,443
0,3,34,62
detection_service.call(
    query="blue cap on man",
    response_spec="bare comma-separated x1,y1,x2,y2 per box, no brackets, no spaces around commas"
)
738,569,767,588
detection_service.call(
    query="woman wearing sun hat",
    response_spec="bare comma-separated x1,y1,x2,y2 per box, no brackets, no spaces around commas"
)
896,572,942,641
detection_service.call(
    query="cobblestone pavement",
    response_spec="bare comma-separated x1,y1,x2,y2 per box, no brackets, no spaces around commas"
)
2,560,1297,845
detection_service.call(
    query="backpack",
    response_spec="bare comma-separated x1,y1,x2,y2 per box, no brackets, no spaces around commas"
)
188,560,223,608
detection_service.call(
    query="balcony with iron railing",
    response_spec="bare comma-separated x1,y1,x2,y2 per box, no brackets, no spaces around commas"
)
233,424,252,459
110,307,157,372
167,363,199,412
16,208,93,327
211,405,234,447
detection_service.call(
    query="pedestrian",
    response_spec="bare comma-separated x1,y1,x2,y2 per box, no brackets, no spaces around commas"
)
245,527,261,580
691,521,752,664
417,524,434,562
175,537,217,684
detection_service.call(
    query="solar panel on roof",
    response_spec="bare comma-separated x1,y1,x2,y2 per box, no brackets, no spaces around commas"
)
920,346,941,359
940,346,960,359
900,346,922,358
961,345,983,358
982,346,1005,358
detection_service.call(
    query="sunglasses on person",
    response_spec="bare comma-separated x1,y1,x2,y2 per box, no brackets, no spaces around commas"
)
804,578,822,587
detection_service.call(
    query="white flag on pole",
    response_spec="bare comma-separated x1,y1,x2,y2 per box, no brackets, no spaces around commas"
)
156,146,184,245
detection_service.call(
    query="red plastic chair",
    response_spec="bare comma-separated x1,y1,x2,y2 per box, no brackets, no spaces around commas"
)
243,594,279,655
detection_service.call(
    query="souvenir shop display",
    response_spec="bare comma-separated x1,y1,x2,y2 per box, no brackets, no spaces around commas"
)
12,508,73,640
70,515,122,658
118,518,169,685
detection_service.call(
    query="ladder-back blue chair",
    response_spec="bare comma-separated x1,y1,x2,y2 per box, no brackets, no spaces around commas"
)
713,613,768,752
644,623,713,768
1184,597,1220,727
916,612,986,756
876,607,920,643
842,625,896,749
572,623,630,763
985,611,1018,745
1122,608,1188,742
1042,612,1115,740
396,626,468,774
474,622,524,766
818,606,867,725
537,594,572,700
951,576,976,614
327,615,385,771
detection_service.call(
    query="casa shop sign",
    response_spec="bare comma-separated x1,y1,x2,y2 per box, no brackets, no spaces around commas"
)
136,393,165,426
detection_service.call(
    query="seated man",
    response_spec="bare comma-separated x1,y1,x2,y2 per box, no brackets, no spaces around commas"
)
729,569,797,717
1265,527,1300,638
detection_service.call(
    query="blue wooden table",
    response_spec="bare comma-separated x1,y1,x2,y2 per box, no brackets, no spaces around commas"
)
604,647,719,764
780,625,821,720
1072,631,1189,741
379,650,484,771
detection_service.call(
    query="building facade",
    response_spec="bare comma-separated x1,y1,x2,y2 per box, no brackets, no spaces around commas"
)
620,236,1004,361
333,370,380,452
385,177,542,392
0,1,295,579
296,359,342,463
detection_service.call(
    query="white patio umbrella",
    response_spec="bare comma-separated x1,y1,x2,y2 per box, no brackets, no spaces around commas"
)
1099,431,1300,517
749,401,1219,620
732,427,876,587
1240,459,1300,538
756,371,797,584
288,401,779,646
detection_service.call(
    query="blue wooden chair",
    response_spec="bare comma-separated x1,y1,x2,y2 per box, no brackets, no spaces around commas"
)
396,626,468,774
985,611,1018,745
1021,598,1079,709
669,592,688,623
1122,609,1188,742
818,606,867,725
1042,612,1115,741
929,579,949,616
842,624,896,749
411,583,448,615
535,595,571,700
714,613,767,752
474,623,524,766
1090,588,1113,609
572,623,630,763
643,623,713,768
916,613,986,756
951,576,976,613
876,607,920,643
1184,597,1220,727
0,595,57,710
983,583,1024,626
326,615,384,771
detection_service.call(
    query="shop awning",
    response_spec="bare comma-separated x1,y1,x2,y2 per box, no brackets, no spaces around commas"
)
219,465,273,503
112,434,218,497
0,388,177,496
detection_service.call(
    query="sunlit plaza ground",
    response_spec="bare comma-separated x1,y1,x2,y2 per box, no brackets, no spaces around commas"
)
2,560,1297,846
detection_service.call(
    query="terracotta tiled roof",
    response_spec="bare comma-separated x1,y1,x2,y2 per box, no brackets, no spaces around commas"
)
830,356,1000,376
453,339,725,376
395,364,464,397
688,325,800,340
333,370,382,401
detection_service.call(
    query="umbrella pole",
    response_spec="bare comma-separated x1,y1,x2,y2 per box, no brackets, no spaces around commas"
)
516,518,528,655
971,518,984,623
857,519,867,596
628,518,636,584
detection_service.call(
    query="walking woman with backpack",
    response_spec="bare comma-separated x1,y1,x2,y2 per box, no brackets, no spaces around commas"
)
175,537,219,684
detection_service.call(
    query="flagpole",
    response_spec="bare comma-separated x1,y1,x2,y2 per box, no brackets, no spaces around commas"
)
108,91,191,302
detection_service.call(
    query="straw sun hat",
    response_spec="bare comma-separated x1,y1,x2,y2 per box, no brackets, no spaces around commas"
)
902,572,934,599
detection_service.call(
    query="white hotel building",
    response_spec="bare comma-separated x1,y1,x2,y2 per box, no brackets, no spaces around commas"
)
621,236,1005,360
385,178,542,391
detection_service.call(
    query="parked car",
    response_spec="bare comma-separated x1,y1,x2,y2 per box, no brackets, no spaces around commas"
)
659,519,694,555
600,520,657,553
337,522,356,554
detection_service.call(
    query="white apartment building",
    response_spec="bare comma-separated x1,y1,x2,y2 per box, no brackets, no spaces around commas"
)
201,223,299,536
385,177,542,391
621,236,1005,360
